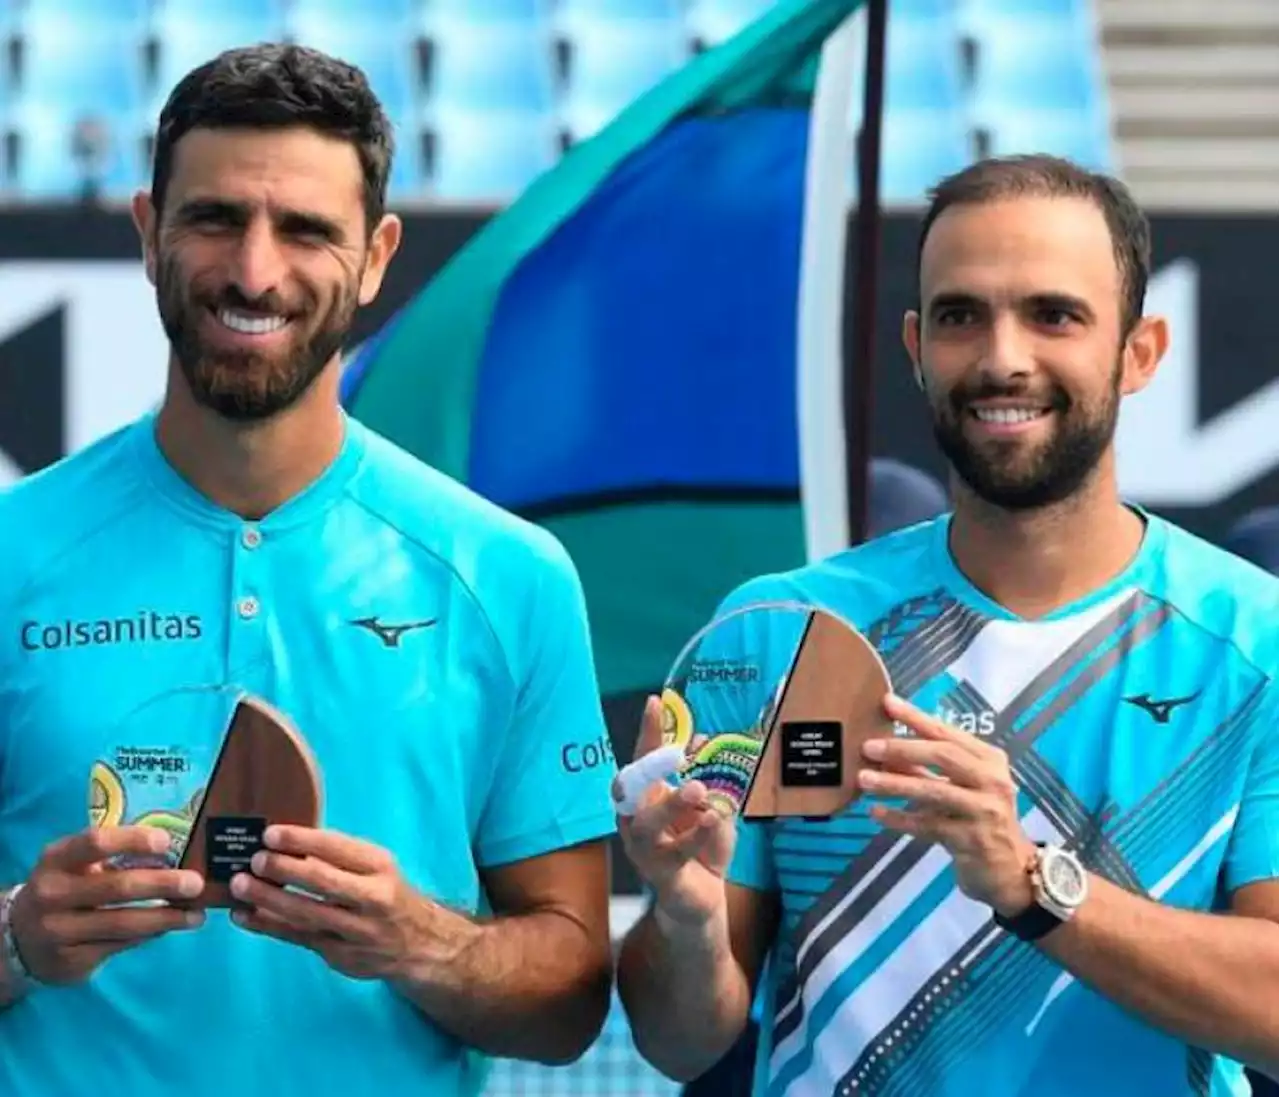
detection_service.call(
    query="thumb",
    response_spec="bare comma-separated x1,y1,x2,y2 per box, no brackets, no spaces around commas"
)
633,694,667,761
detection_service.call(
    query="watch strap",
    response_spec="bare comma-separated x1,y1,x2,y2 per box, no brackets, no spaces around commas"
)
0,884,36,991
993,901,1063,942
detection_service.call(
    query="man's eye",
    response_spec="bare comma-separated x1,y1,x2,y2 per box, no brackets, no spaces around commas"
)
935,307,975,327
1036,308,1076,328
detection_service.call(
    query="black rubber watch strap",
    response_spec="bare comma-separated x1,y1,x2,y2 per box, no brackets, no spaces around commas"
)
994,902,1063,941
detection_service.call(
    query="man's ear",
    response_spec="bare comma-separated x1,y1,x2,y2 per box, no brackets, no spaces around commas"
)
130,189,158,287
1120,314,1170,397
903,310,925,390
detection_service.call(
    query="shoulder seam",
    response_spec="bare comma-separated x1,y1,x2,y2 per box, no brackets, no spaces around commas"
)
1139,584,1276,685
342,492,516,694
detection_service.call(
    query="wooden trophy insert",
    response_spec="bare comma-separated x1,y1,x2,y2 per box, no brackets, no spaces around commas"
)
741,609,894,820
176,695,321,909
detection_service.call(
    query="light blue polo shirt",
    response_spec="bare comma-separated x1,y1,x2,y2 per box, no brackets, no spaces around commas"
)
0,410,618,1097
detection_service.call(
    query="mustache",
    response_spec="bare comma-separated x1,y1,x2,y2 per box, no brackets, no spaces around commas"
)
947,379,1070,413
203,284,299,316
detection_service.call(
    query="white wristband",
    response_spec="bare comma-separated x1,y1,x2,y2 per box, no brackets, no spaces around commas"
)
0,884,36,994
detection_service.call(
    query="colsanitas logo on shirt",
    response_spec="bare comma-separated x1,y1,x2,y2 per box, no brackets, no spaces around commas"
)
21,611,203,652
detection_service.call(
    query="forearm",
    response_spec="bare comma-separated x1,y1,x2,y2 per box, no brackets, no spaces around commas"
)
390,901,612,1065
1038,875,1278,1075
617,902,752,1082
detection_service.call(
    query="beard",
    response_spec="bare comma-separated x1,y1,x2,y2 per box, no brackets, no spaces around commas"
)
929,359,1122,511
155,251,358,422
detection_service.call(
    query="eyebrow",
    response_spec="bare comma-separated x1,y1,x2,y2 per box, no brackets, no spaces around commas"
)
927,291,1096,321
172,198,345,243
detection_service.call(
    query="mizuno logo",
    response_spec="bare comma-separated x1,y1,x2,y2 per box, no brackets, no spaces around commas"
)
349,617,438,648
1123,691,1201,724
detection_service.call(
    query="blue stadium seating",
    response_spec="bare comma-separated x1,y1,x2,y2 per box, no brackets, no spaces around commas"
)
425,22,557,115
560,20,691,139
11,13,148,116
6,103,147,201
0,0,1116,205
427,108,559,200
153,0,286,22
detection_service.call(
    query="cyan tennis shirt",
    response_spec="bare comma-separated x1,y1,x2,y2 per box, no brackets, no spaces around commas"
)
0,411,619,1097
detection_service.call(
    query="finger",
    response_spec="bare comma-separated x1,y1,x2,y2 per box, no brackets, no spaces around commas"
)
45,867,206,911
629,780,711,846
668,808,733,864
231,905,327,951
262,827,392,876
228,873,374,942
862,738,986,787
42,904,204,946
858,769,989,815
250,850,370,909
883,695,984,753
868,804,953,840
634,694,667,761
612,746,685,817
41,826,174,872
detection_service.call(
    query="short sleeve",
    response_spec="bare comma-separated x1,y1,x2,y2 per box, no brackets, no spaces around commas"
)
1223,677,1279,894
474,535,617,869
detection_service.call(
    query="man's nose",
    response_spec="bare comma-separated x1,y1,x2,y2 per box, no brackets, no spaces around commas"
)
226,221,288,304
979,312,1035,383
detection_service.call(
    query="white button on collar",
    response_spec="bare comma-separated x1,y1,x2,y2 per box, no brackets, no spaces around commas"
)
242,527,262,549
237,596,260,620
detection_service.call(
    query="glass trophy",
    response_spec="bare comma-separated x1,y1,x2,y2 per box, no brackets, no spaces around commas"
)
90,685,322,908
657,600,896,820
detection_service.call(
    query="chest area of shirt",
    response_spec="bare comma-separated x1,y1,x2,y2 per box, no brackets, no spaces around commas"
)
3,545,506,833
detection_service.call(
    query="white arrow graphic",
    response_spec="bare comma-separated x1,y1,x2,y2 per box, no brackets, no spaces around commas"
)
1117,259,1280,506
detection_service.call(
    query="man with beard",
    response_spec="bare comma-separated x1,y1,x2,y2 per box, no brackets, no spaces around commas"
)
613,155,1278,1097
0,44,617,1097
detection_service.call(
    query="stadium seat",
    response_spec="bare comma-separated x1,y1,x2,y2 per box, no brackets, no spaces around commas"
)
289,0,417,17
423,0,552,20
884,16,965,114
384,113,428,199
18,0,149,24
6,103,147,202
875,109,973,203
424,22,556,115
966,18,1106,114
427,109,558,200
288,15,418,117
970,106,1114,171
11,13,148,116
560,21,691,140
152,0,286,22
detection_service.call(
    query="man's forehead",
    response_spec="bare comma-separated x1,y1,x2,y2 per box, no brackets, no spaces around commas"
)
919,195,1119,301
165,127,363,217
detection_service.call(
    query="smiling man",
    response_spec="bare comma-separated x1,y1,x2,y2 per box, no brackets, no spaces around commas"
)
0,45,616,1097
615,156,1279,1097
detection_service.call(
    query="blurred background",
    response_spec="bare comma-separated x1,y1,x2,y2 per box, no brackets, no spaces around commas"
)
0,1,1275,1094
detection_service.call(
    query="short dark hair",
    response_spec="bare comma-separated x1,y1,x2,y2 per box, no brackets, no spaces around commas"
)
916,155,1151,335
151,43,394,234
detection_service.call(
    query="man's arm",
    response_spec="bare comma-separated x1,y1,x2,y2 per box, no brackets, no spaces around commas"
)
1033,877,1278,1077
390,841,613,1064
617,881,778,1082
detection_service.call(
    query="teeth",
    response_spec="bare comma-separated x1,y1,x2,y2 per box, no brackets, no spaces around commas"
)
217,309,287,335
973,408,1044,424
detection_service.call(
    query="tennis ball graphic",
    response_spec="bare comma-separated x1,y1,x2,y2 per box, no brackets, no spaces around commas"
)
88,763,125,829
660,688,694,750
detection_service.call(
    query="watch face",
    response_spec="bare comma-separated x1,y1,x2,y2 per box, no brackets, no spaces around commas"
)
1043,851,1086,904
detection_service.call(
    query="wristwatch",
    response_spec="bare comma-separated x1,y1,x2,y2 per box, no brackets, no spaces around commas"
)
0,884,37,992
993,843,1088,941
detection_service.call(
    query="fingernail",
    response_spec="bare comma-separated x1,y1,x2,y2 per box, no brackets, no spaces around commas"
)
230,911,247,928
859,769,881,789
862,739,886,760
230,873,250,899
263,826,282,848
150,829,171,853
184,911,204,928
177,873,203,898
250,851,268,875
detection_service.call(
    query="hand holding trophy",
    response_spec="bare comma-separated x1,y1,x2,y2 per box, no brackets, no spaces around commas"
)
614,600,897,923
